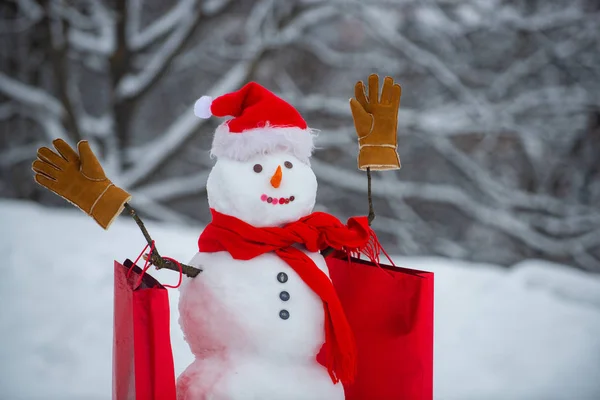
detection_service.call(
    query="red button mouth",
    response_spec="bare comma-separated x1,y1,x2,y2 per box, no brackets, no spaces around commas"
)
261,194,295,205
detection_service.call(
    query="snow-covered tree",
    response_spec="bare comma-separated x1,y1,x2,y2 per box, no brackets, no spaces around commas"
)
1,0,599,269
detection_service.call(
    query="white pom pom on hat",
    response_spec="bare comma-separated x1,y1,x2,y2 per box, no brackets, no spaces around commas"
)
194,96,213,119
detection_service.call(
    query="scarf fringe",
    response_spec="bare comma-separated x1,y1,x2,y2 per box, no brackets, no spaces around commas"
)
344,226,396,278
344,226,385,266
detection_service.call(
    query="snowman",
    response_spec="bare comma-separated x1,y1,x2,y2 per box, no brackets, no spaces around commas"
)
176,83,367,400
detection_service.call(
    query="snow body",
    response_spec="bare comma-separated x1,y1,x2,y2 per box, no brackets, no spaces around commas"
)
177,152,344,400
177,250,343,400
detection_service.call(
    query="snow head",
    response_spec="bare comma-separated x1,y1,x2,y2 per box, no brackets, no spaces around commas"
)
207,152,317,227
196,82,318,226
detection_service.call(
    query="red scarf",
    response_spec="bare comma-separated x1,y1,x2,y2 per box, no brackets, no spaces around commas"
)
198,209,380,384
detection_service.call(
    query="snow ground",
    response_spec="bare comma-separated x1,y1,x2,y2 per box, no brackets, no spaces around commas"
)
1,199,599,400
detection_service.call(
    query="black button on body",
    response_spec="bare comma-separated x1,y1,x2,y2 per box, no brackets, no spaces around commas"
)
279,309,290,320
279,291,290,301
277,272,288,283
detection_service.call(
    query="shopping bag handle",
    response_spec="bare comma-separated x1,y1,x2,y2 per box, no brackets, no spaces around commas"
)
128,241,183,289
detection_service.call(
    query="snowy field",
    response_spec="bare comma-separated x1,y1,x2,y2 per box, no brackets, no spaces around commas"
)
1,199,600,400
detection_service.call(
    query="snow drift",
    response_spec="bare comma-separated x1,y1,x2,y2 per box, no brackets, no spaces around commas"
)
0,200,599,400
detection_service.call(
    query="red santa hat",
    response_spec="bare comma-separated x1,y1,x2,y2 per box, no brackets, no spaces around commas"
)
194,82,315,164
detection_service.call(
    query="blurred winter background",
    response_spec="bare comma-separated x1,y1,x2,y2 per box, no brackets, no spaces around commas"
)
1,0,599,399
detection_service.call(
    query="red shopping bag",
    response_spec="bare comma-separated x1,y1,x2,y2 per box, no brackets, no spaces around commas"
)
113,259,177,400
323,253,434,400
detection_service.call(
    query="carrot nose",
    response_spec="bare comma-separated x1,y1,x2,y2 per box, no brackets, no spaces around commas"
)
270,165,282,188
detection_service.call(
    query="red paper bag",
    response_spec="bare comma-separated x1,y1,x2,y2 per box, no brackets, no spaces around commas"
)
113,259,177,400
325,254,434,400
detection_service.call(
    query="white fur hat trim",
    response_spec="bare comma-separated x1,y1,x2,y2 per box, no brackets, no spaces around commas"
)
211,123,316,164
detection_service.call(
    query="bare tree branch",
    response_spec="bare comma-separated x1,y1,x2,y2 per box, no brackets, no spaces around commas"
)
117,0,237,103
116,8,202,101
358,6,485,114
134,171,210,202
38,0,82,142
0,143,43,167
0,72,63,117
0,0,43,34
128,192,195,225
120,58,260,188
66,0,114,55
128,0,197,51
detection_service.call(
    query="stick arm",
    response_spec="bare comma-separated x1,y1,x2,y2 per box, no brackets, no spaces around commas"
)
124,203,202,278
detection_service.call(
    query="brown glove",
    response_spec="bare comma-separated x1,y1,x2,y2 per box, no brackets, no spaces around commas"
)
349,74,402,171
32,139,131,229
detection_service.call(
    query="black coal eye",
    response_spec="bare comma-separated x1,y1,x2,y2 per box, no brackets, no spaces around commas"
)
284,161,293,169
253,164,263,173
